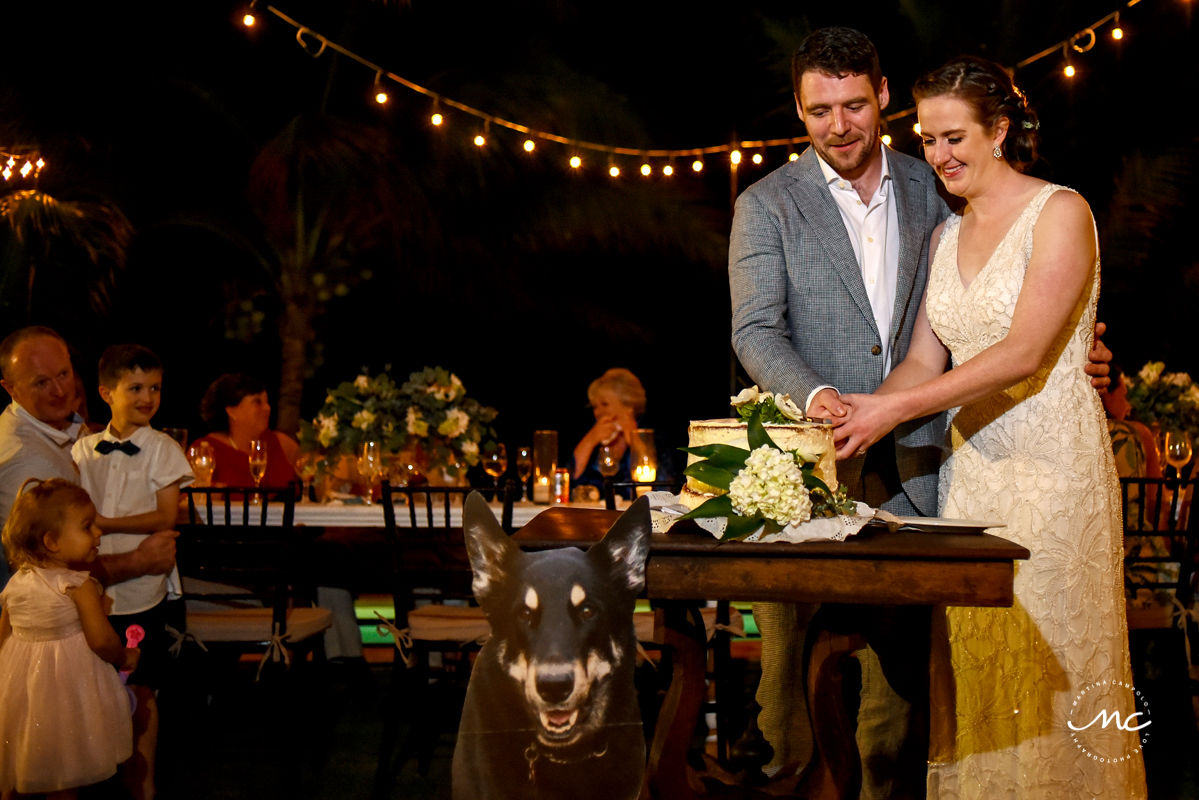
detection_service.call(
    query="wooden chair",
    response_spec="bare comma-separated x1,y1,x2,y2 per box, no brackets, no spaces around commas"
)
372,480,516,796
175,486,332,678
1120,476,1199,728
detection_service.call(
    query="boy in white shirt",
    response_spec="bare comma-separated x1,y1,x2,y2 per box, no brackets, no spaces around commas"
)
72,344,192,800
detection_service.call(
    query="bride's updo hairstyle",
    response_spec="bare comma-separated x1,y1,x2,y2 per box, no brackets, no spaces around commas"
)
912,56,1040,170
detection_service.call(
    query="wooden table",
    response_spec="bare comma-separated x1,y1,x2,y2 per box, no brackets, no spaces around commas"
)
515,508,1030,800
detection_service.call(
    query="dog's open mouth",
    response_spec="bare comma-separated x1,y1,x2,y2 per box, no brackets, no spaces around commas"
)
539,708,581,739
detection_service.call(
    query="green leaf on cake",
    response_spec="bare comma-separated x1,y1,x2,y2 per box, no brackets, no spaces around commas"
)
682,461,734,490
746,407,780,451
678,494,734,520
679,443,750,470
722,513,766,540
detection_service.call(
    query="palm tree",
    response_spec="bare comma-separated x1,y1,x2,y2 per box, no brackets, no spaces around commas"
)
0,188,132,332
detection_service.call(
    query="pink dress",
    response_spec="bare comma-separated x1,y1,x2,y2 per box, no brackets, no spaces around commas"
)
0,567,132,793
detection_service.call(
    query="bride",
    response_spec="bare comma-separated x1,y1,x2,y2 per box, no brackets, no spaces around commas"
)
832,56,1147,798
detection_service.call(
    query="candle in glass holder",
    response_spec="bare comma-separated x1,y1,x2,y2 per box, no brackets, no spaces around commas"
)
532,430,558,505
632,459,657,483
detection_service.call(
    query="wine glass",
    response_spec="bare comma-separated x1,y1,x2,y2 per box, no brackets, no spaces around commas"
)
1164,429,1193,478
247,439,268,504
515,445,533,502
482,444,508,489
294,451,320,503
598,443,620,479
187,441,215,488
357,440,383,505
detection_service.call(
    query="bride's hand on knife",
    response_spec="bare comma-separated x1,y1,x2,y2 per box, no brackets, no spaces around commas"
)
832,393,901,460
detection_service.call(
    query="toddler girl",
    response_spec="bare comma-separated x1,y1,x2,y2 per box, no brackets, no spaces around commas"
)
0,479,137,799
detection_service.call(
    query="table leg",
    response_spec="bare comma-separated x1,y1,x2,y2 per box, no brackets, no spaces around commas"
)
795,626,867,799
646,602,707,800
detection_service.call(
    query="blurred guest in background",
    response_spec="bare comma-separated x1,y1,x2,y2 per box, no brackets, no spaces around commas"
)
191,374,298,488
1103,362,1161,480
570,368,652,495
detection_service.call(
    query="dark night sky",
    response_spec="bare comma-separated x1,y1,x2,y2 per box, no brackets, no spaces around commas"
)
1,0,1195,465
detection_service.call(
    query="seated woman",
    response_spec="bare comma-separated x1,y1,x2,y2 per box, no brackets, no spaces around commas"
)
1104,363,1162,481
570,368,670,497
191,373,300,489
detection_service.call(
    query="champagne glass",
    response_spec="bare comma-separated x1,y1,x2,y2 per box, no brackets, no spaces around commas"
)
248,439,268,504
515,445,533,502
482,443,508,489
187,441,215,488
1164,429,1193,478
357,440,383,505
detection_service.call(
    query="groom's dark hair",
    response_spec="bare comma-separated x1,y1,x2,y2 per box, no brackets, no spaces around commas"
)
792,27,883,97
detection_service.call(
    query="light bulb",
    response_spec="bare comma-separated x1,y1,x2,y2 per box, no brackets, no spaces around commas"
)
912,123,922,135
1064,64,1076,78
881,134,893,146
243,12,256,27
640,163,651,176
730,150,742,165
570,156,582,169
788,152,799,162
609,165,620,177
374,89,389,105
752,153,763,165
523,139,535,152
473,134,486,147
19,161,32,178
691,159,704,173
431,113,444,126
662,164,674,176
1111,26,1123,40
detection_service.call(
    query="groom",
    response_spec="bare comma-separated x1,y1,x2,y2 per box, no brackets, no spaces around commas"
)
729,27,1110,798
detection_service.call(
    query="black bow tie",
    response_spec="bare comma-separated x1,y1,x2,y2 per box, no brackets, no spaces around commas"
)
95,439,140,456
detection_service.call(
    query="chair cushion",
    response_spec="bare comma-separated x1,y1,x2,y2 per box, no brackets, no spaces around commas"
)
407,605,491,644
185,605,333,644
633,605,745,642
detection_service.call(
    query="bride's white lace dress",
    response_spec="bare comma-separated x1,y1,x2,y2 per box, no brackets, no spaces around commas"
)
924,183,1147,798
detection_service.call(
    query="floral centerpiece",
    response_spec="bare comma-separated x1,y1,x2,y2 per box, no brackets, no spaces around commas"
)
1124,361,1199,438
677,398,857,541
298,366,498,479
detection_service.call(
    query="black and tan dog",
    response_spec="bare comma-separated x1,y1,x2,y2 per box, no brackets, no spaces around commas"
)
452,493,650,800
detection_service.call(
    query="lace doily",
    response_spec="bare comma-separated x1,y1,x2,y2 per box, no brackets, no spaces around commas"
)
647,491,876,543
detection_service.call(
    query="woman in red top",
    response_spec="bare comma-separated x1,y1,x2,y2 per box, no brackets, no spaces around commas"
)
191,374,299,489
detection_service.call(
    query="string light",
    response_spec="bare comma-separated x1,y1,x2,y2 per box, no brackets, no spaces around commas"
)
608,165,620,178
243,0,1152,180
912,123,922,136
881,134,893,146
372,71,389,105
0,149,45,182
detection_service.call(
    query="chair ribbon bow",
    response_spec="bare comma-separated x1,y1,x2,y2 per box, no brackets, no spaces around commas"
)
95,439,140,456
165,624,208,657
256,626,292,681
374,611,415,668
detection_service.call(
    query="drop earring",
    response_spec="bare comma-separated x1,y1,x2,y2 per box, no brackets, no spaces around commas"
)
993,146,1003,159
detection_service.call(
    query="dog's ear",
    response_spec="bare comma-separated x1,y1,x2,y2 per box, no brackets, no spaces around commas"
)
588,495,651,595
463,491,519,604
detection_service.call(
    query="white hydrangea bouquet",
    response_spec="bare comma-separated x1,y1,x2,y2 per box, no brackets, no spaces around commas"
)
298,366,498,479
662,398,871,543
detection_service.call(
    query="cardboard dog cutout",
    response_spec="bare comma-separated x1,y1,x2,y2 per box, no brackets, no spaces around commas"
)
453,493,650,800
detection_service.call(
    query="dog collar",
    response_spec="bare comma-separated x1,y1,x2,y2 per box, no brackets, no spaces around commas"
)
524,741,609,783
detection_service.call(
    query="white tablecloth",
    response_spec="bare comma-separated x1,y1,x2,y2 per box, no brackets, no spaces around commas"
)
191,499,614,528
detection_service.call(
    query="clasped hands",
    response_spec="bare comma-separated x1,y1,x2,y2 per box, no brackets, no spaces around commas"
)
808,387,892,461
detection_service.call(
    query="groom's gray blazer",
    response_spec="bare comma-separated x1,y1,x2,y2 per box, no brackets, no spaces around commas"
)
730,146,950,516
